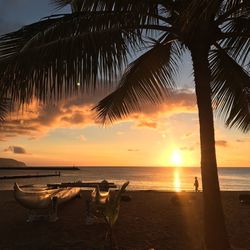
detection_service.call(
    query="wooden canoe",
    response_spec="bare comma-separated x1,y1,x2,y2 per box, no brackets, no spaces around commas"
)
91,185,110,204
14,182,80,209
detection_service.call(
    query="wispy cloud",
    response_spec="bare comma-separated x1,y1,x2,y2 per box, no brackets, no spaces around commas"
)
180,146,194,151
79,135,87,142
128,149,140,152
216,140,228,147
182,132,193,139
137,120,158,129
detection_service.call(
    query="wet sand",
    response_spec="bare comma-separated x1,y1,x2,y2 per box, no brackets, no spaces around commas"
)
0,190,249,250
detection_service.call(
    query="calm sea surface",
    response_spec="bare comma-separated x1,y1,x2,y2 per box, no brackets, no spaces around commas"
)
0,167,250,191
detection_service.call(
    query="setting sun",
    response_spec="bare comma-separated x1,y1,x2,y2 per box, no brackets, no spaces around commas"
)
171,149,182,166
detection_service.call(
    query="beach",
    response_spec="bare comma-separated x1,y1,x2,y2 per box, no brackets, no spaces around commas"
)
1,190,250,250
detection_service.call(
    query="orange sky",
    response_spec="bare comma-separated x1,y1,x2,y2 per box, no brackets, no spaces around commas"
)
1,89,249,167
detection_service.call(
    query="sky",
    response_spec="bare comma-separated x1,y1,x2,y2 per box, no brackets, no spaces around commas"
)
0,0,249,167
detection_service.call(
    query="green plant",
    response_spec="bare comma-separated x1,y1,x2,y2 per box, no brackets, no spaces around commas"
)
101,181,129,250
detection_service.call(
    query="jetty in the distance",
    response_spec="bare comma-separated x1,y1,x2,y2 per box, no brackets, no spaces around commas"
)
0,173,61,180
0,166,80,171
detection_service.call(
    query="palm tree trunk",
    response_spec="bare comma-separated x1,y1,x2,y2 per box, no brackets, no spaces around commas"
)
191,47,231,250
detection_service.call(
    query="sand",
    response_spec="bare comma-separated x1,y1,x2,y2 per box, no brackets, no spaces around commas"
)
0,190,250,250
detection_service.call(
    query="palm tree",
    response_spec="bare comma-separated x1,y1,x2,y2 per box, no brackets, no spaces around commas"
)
0,0,249,249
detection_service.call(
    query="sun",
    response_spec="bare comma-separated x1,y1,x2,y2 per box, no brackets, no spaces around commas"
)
171,149,182,166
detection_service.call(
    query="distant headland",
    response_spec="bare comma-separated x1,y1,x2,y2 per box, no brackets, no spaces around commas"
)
0,158,26,168
0,158,80,170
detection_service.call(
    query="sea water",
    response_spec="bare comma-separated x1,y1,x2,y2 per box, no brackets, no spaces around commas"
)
0,167,250,191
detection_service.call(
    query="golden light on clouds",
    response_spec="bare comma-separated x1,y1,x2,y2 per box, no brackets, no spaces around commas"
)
1,90,249,167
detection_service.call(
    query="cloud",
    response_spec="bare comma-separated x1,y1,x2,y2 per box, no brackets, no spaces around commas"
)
79,135,87,142
236,139,244,142
235,139,250,143
0,88,197,140
180,146,194,151
4,145,26,154
182,132,193,139
116,131,124,136
0,97,97,141
61,112,85,124
128,149,140,152
130,89,197,129
137,120,158,129
215,140,228,147
129,89,196,119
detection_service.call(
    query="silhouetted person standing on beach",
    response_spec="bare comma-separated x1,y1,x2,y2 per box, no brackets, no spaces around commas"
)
194,177,199,192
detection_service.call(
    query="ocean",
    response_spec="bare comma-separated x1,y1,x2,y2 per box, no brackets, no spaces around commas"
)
0,167,250,191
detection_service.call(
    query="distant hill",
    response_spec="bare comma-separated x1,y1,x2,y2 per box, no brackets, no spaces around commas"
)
0,158,26,168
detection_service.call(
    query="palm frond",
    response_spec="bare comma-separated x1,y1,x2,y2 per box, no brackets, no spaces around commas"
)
51,0,162,22
66,0,159,12
67,0,165,39
216,0,250,24
94,38,183,124
209,48,250,132
50,0,72,10
219,15,250,67
0,98,10,122
55,0,181,39
0,11,156,105
0,17,64,61
169,0,221,45
50,0,93,12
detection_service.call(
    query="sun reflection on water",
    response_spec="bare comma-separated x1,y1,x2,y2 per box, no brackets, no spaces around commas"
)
173,169,181,192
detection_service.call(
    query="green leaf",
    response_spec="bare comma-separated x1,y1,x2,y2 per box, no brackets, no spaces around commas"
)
102,181,129,228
